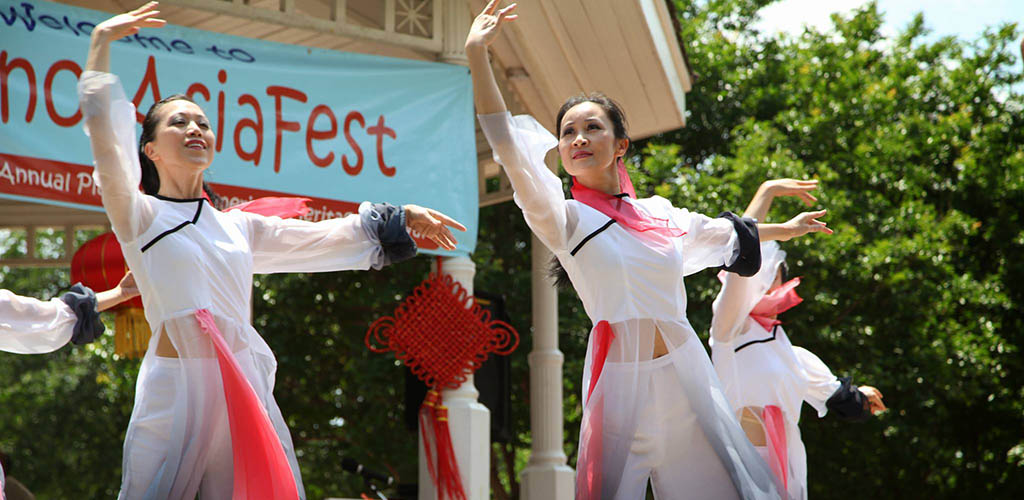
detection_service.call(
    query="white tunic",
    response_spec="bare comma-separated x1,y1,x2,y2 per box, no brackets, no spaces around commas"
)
710,241,843,499
79,71,387,499
0,290,76,354
478,112,780,499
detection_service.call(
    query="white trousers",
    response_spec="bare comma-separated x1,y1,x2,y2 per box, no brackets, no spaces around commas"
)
604,347,741,500
118,357,236,499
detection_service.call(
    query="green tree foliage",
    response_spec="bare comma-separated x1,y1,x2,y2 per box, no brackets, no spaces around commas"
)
634,1,1023,496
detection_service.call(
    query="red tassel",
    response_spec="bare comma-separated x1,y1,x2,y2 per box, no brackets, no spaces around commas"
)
434,404,467,500
419,391,440,489
417,390,467,500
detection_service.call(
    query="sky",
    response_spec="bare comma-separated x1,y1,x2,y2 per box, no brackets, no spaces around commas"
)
754,0,1023,44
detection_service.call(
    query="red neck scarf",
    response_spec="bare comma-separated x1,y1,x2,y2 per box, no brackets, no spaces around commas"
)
569,159,686,238
202,191,312,220
749,277,803,331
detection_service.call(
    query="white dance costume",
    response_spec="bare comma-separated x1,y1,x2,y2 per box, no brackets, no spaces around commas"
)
79,71,401,499
710,242,844,499
479,112,780,500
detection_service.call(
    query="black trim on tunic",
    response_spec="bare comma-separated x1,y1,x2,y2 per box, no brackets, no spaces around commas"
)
570,219,617,256
140,199,204,253
734,324,780,353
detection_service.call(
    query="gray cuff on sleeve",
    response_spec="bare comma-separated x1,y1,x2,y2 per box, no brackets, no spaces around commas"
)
60,283,105,346
359,202,417,269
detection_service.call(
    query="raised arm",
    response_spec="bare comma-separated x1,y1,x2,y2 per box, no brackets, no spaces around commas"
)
744,179,819,222
748,178,832,241
710,180,824,342
466,2,575,252
79,3,166,241
465,1,517,115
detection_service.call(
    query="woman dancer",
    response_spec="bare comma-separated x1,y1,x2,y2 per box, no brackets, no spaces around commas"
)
709,180,885,499
0,273,138,354
467,3,833,498
80,3,465,498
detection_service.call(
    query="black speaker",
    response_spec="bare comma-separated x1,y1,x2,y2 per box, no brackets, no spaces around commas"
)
403,290,514,443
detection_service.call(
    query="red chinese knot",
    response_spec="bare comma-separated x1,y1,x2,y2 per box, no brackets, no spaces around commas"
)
365,271,519,390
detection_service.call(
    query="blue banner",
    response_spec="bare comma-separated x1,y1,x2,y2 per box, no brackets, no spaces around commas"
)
0,0,478,254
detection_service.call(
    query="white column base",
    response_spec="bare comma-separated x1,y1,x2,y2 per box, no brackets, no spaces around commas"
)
521,462,576,500
521,234,575,500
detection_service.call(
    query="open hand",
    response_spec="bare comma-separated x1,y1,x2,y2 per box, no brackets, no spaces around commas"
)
859,385,886,415
764,178,820,207
780,209,833,240
404,205,467,251
465,1,518,50
94,2,166,43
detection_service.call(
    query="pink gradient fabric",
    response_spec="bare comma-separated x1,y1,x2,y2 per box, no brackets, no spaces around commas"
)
570,159,686,239
749,277,803,331
194,309,299,500
224,197,312,219
762,405,789,492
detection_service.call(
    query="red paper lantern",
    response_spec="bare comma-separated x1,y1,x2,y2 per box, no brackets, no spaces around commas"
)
70,232,150,358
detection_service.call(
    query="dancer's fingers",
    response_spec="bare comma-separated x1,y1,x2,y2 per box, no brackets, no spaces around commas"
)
430,209,467,231
441,230,458,250
498,3,518,18
484,0,501,15
131,1,159,15
140,17,167,27
433,230,456,250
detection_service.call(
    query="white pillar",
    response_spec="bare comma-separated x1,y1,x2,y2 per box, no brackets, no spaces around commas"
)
419,255,490,500
439,0,469,66
520,235,575,499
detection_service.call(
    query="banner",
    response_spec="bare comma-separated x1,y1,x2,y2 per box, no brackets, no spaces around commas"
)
0,0,478,254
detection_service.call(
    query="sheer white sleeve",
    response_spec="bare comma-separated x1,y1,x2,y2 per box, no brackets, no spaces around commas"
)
664,203,740,276
477,112,576,253
239,205,383,274
0,290,75,354
710,273,761,344
793,346,842,417
77,71,154,243
711,242,787,343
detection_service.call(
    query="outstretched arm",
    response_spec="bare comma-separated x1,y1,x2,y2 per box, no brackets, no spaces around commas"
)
757,210,833,241
95,271,141,312
710,179,825,342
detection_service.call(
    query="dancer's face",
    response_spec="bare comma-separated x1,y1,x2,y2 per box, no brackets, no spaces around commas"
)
557,102,628,180
144,100,215,174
